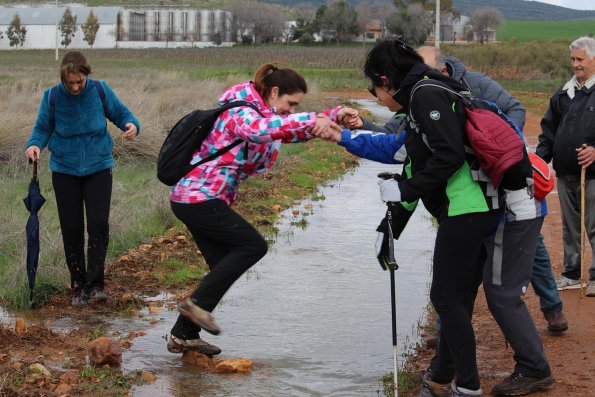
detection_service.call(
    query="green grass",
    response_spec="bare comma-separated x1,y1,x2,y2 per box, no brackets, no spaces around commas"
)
0,159,176,308
498,20,595,42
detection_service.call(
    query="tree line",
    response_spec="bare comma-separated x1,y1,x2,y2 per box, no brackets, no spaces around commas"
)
1,0,504,48
1,7,100,49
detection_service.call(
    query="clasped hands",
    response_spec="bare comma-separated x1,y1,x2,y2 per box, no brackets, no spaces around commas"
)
312,106,363,142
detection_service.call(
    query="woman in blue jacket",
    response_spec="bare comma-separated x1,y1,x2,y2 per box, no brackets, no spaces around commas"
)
25,51,140,306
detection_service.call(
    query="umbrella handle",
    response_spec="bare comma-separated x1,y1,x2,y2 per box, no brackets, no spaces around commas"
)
32,160,38,181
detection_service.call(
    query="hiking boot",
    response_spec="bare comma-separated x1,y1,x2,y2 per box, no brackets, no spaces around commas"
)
70,289,88,307
586,281,595,297
451,380,484,397
178,299,221,335
167,335,221,357
543,310,568,334
419,371,451,397
87,288,108,301
555,275,580,290
491,372,553,396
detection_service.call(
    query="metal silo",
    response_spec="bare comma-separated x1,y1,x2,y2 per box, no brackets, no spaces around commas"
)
200,10,213,42
213,10,225,42
120,10,131,41
146,10,155,41
187,10,198,42
173,10,183,41
224,11,233,42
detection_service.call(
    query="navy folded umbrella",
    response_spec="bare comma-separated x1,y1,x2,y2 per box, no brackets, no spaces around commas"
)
23,160,46,301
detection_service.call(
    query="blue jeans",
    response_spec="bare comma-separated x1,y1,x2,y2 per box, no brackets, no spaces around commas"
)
531,233,563,314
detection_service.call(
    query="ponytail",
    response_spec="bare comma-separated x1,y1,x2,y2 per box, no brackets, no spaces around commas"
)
253,63,307,100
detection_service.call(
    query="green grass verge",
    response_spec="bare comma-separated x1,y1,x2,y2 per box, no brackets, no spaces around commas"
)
498,20,595,42
0,140,357,309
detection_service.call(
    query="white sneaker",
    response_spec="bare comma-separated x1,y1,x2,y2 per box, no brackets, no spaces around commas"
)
555,275,581,290
586,281,595,297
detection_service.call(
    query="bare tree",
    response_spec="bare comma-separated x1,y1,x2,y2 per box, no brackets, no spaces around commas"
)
317,0,360,44
355,1,394,41
7,13,27,48
59,7,78,48
469,6,503,44
82,10,100,48
251,3,285,44
388,3,432,45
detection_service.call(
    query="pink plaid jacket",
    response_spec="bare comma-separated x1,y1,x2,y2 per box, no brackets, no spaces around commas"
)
170,81,340,205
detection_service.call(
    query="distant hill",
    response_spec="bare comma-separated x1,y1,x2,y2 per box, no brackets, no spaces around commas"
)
453,0,595,21
259,0,595,21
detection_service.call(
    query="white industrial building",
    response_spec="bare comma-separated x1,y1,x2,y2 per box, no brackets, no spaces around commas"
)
0,6,234,50
0,6,119,49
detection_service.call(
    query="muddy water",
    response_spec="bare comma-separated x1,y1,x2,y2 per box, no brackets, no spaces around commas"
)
3,100,437,396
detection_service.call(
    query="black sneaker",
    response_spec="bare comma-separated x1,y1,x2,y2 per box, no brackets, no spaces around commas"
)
491,372,553,396
167,335,221,357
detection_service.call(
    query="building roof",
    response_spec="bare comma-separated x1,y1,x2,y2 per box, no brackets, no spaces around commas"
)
0,6,120,25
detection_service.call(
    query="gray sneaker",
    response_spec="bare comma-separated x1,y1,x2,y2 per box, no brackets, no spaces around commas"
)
451,381,484,397
586,281,595,297
167,335,221,356
178,299,221,335
555,275,580,290
87,288,108,301
70,289,88,307
419,372,451,397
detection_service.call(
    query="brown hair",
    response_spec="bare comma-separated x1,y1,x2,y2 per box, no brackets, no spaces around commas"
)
253,63,307,100
59,51,92,85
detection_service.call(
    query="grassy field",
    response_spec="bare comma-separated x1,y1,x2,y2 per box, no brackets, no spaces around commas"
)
497,19,595,42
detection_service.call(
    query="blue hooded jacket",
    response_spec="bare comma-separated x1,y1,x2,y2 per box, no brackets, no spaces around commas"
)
27,78,140,176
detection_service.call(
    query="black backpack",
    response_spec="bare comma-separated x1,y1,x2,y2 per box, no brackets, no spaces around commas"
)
157,100,261,186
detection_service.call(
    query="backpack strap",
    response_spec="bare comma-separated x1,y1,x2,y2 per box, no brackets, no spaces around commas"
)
48,85,58,129
48,79,108,130
192,100,262,167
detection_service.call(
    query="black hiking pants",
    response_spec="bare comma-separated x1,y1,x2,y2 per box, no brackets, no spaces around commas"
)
429,210,500,391
52,169,112,293
170,199,268,339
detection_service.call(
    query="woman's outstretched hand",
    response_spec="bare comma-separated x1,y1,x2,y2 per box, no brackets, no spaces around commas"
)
312,114,342,142
337,106,363,129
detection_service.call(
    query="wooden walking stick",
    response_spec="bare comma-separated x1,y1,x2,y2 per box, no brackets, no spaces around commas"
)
580,144,587,298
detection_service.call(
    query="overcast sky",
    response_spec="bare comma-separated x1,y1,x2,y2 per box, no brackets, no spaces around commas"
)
533,0,595,10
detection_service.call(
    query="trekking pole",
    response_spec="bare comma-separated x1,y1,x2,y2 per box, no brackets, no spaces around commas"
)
386,204,399,397
580,144,587,298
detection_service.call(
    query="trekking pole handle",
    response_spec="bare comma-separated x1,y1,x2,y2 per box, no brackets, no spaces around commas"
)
378,172,397,180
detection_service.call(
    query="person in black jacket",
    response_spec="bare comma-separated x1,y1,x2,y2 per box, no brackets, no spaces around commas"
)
537,36,595,297
417,46,568,334
364,39,505,397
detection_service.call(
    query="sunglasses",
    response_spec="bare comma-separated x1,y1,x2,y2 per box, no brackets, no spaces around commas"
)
368,84,396,98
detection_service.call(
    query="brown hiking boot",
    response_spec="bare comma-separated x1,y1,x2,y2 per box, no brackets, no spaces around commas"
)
543,311,568,334
167,335,221,357
178,299,221,335
491,372,553,396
